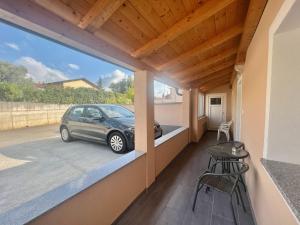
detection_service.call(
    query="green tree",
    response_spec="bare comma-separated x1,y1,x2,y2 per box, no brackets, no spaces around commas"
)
97,77,103,89
0,61,32,85
109,77,133,94
0,82,24,101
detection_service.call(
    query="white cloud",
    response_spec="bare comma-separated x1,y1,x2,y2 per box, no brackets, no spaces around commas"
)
5,42,20,51
101,69,131,90
16,57,69,83
68,63,80,70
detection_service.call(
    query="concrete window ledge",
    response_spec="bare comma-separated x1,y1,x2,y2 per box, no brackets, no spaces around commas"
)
0,150,145,225
261,159,300,223
155,127,188,147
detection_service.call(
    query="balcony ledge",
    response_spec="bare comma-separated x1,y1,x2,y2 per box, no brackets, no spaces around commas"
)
0,150,145,225
155,126,188,147
261,158,300,223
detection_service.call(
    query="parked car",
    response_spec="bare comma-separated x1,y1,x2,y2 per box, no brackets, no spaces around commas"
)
60,104,163,153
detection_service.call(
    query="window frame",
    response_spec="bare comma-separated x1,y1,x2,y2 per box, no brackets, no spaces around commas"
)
198,93,205,117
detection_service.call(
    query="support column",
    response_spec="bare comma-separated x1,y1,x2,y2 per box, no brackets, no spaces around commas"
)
182,89,192,143
134,70,155,188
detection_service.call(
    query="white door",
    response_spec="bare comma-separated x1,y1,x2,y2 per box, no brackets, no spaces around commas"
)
206,93,226,130
235,76,242,141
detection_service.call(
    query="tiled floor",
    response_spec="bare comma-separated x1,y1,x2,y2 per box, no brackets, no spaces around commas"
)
114,132,256,225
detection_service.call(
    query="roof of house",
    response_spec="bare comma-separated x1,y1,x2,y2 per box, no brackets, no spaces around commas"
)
45,78,98,89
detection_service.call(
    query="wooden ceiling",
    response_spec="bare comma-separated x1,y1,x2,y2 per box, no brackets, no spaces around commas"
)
28,0,267,91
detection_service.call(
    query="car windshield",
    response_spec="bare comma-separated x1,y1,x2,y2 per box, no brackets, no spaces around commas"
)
99,105,134,118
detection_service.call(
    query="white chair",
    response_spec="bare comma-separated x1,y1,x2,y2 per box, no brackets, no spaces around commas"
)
217,120,233,141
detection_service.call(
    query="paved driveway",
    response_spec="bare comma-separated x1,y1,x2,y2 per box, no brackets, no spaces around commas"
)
0,125,121,214
0,124,180,215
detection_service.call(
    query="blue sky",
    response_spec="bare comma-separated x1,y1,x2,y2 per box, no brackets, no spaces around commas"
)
0,21,169,96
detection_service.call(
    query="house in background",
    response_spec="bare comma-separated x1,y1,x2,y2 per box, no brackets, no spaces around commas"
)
44,78,98,90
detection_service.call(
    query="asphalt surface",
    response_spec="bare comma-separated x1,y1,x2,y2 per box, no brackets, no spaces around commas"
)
0,124,180,214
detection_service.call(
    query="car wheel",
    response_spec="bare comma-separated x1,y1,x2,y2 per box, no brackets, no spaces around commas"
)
60,126,72,142
109,132,127,153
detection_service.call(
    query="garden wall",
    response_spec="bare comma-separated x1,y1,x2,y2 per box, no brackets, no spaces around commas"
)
0,102,184,131
0,102,69,130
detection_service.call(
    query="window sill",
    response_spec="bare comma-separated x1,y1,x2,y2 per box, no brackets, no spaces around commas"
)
155,126,188,147
0,150,145,225
154,102,183,105
261,159,300,223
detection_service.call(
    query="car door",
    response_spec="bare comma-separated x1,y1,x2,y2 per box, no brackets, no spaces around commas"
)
81,106,107,142
67,106,86,137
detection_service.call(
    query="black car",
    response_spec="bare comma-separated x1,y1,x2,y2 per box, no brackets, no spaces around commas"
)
60,104,163,153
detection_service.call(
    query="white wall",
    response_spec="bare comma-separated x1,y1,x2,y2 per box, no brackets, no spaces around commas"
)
266,27,300,164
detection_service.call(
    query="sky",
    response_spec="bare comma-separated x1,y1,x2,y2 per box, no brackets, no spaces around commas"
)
0,21,170,96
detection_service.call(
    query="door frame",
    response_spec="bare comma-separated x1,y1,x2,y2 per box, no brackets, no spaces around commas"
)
235,75,243,141
206,93,227,130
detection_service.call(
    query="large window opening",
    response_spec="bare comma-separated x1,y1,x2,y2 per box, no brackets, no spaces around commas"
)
265,0,300,165
153,80,183,138
0,21,138,215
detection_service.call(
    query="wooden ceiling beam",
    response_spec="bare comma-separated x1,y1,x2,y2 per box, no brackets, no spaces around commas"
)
180,58,235,83
158,24,243,71
235,0,268,64
78,0,126,29
171,46,238,78
131,0,235,58
189,67,234,87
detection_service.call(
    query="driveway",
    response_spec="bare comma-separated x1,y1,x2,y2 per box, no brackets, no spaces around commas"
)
0,125,121,214
0,124,180,215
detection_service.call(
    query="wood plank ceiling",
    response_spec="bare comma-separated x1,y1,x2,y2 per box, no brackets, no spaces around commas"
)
31,0,267,92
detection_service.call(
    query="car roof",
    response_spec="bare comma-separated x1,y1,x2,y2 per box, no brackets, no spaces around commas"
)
71,104,121,108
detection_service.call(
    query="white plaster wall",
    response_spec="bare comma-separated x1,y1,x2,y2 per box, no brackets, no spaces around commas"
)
267,27,300,164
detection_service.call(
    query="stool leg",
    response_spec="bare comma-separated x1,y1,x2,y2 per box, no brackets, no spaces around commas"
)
226,131,230,141
239,175,247,192
208,156,212,169
193,181,204,211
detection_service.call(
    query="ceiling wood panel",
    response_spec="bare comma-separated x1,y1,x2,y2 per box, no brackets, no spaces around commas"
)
181,57,236,83
118,2,159,39
157,24,243,71
128,0,167,33
172,47,237,78
200,77,231,92
131,0,235,58
20,0,266,89
197,73,231,88
190,67,233,87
